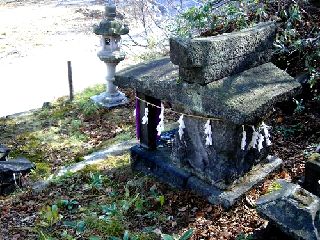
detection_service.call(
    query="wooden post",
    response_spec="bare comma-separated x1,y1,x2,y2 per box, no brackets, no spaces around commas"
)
67,61,74,101
136,92,161,150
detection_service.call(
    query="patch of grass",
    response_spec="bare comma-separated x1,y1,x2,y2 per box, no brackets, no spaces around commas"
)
161,229,194,240
275,123,303,139
100,131,135,149
0,84,135,183
236,233,254,240
32,163,166,238
0,85,160,239
38,204,62,227
85,216,125,237
135,50,167,63
131,232,157,240
30,162,52,180
308,153,320,162
105,154,131,169
267,181,283,194
78,164,102,175
75,84,104,103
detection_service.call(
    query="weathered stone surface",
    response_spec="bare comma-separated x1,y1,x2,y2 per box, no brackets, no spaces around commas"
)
210,156,282,208
170,21,275,67
170,22,276,83
172,116,269,188
97,52,126,63
93,5,129,36
185,156,282,208
179,49,272,84
131,145,191,189
115,57,301,125
94,19,129,36
256,180,320,240
0,158,35,177
131,144,282,208
304,155,320,197
0,144,10,161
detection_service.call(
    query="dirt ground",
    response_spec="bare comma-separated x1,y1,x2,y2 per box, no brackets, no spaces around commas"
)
0,0,98,59
0,0,147,117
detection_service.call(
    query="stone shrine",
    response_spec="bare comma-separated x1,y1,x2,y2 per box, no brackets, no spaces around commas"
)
115,22,301,208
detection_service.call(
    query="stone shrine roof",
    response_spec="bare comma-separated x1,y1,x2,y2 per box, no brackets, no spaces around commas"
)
115,57,301,124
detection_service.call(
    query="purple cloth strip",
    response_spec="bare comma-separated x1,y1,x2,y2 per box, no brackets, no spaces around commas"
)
155,104,161,140
135,97,140,140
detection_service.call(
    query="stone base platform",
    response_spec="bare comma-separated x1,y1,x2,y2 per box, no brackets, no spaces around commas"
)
91,90,128,108
131,145,282,208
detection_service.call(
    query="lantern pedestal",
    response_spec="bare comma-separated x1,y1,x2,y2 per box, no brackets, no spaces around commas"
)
91,53,128,108
91,90,128,108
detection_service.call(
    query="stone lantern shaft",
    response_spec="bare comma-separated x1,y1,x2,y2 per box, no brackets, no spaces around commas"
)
91,2,129,108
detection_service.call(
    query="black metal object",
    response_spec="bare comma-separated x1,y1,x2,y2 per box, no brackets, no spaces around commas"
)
158,129,177,147
0,144,10,161
0,157,35,195
0,145,35,195
67,61,74,101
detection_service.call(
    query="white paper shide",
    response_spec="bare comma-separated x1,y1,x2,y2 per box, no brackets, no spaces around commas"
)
178,115,186,140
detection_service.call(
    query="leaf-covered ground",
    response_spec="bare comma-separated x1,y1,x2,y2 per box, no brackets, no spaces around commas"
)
1,0,319,239
0,82,319,239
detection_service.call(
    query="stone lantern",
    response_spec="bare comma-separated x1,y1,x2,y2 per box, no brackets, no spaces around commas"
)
91,1,129,108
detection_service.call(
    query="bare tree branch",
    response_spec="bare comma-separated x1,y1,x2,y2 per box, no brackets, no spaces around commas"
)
126,33,148,47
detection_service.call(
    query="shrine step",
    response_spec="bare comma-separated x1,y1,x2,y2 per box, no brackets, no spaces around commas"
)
131,145,282,208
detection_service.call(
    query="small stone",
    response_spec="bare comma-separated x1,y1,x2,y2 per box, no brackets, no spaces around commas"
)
42,102,51,108
256,180,320,240
32,180,50,193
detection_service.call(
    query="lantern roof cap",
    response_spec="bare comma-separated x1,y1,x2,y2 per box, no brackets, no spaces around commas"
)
93,4,129,36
